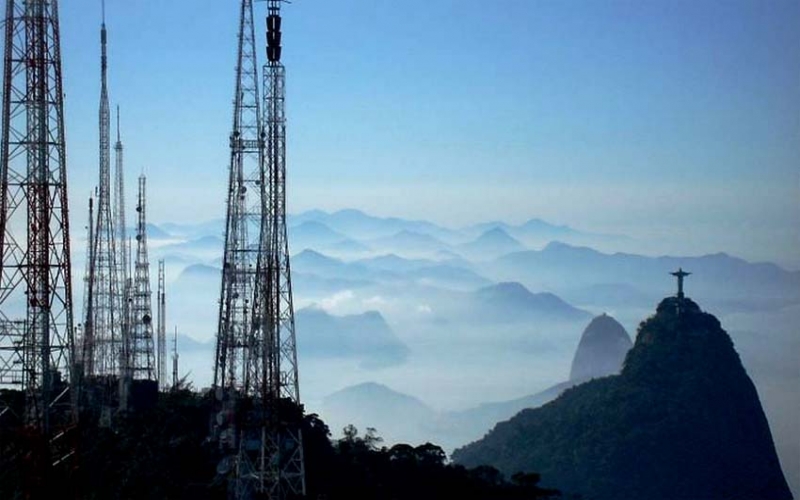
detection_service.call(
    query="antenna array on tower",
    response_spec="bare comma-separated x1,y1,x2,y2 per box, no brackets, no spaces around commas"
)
127,176,156,385
212,1,306,497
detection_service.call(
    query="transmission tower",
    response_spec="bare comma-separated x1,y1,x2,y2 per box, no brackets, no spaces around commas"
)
157,259,166,390
257,0,305,496
213,0,265,493
0,0,76,437
114,106,130,368
212,1,305,498
84,3,122,382
126,175,155,386
214,0,262,396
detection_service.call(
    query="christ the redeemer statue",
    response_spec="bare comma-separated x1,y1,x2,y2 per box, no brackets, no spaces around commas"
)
671,268,691,299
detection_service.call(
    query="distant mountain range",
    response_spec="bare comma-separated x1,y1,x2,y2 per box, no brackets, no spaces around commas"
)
367,230,454,257
321,382,436,443
296,307,409,369
458,227,527,260
289,209,463,243
289,220,371,255
292,249,491,292
154,236,224,262
319,313,632,452
492,241,800,304
153,209,626,260
472,282,592,323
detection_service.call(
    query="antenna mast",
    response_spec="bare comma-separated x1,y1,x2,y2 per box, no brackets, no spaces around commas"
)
157,260,166,390
212,0,306,497
84,0,123,390
172,327,178,390
114,106,130,370
126,176,156,387
0,0,77,472
256,0,306,496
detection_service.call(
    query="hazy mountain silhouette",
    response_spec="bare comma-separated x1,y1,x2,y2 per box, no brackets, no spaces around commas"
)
291,208,463,243
296,307,409,369
321,314,632,452
288,220,370,255
156,235,224,259
159,219,224,239
465,218,627,249
356,254,438,273
174,263,219,283
324,237,371,255
494,241,800,303
291,249,490,293
291,249,383,282
569,313,632,382
407,265,492,291
434,381,575,452
174,333,213,354
453,296,793,500
293,272,374,298
167,264,220,343
434,314,630,451
472,282,591,322
561,282,658,309
368,230,453,257
289,221,351,247
321,382,436,444
467,219,577,241
459,227,526,259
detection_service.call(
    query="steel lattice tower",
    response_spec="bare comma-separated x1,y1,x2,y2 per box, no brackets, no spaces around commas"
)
127,175,155,383
84,5,122,380
171,326,178,389
0,0,76,433
213,0,265,494
213,1,305,498
114,106,130,365
80,197,94,370
255,1,305,496
157,259,166,389
214,0,262,396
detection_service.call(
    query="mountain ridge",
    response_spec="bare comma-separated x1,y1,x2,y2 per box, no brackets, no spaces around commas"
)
452,296,793,500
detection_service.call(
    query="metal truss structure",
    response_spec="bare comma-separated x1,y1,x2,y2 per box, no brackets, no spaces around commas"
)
127,175,155,383
213,1,305,498
0,0,76,441
83,5,122,383
157,259,166,389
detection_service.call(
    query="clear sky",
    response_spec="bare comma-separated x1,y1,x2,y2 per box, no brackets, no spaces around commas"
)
55,0,799,267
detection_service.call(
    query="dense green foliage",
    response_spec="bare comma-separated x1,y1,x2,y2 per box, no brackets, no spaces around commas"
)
1,388,559,499
303,421,560,500
453,297,793,500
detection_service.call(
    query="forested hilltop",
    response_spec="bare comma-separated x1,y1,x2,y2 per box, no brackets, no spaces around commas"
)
453,296,793,500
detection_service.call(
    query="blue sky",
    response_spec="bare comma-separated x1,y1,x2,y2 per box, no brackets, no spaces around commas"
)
55,0,799,266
